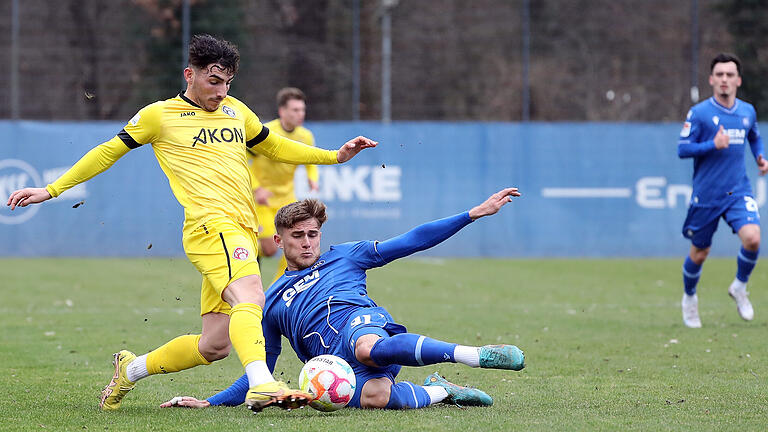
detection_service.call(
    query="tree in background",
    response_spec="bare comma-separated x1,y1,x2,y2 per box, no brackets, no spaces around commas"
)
715,0,768,112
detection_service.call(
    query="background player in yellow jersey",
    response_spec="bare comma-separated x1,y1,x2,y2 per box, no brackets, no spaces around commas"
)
5,34,377,413
250,87,317,279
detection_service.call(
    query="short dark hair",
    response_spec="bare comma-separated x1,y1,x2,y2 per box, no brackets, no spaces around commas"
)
710,53,741,76
276,87,306,108
275,199,327,233
188,34,240,75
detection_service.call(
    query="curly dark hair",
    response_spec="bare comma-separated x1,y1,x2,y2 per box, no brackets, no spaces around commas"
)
188,34,240,75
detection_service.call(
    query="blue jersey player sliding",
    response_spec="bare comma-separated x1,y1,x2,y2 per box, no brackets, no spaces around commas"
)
678,53,768,328
161,188,525,410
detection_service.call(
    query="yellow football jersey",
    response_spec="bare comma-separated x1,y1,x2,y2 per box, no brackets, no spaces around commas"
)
248,119,318,208
46,93,339,233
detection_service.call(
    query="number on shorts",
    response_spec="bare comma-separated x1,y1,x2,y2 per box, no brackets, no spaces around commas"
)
745,196,759,213
349,314,372,328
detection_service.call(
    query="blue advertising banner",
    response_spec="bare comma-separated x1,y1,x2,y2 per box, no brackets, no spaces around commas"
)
1,121,764,257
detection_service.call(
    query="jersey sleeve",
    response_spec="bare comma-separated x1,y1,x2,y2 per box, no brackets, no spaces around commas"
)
247,129,338,165
206,374,248,406
677,109,717,158
304,131,319,182
332,241,388,270
748,107,765,160
375,212,474,263
45,103,162,197
263,313,282,369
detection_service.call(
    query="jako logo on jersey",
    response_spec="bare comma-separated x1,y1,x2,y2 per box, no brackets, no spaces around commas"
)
282,270,320,307
222,106,236,118
311,260,325,270
180,111,195,117
192,127,244,147
232,247,249,260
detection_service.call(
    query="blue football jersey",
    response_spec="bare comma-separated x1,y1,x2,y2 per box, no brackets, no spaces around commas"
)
262,241,387,363
678,97,764,207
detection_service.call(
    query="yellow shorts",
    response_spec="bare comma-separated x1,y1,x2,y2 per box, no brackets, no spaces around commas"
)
255,204,280,238
183,217,261,316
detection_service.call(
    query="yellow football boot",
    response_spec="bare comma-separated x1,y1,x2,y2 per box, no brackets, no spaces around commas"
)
245,380,313,413
99,350,137,411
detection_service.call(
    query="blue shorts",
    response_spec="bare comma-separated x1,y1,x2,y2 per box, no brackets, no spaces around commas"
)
682,196,760,249
331,306,407,408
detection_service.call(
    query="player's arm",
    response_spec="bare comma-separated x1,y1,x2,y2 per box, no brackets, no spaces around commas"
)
375,187,520,263
6,104,159,210
677,110,723,158
747,111,768,175
304,131,320,190
247,126,376,165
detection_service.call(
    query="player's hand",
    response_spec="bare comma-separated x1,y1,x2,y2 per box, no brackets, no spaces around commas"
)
758,155,768,176
337,136,378,163
714,125,729,149
308,179,320,192
253,187,272,205
468,187,521,220
6,187,52,210
160,396,210,409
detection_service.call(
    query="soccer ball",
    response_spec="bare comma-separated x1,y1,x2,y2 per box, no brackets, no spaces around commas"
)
298,355,356,412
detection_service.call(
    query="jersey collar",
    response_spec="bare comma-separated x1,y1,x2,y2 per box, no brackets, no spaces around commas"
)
178,92,202,109
708,96,739,114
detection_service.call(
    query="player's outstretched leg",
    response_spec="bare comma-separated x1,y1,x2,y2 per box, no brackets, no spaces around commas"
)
99,350,137,410
245,381,313,413
423,372,493,407
368,333,524,371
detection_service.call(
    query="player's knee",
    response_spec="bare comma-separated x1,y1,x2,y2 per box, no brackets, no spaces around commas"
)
359,379,391,409
199,341,231,362
742,233,760,251
354,334,381,367
690,248,710,264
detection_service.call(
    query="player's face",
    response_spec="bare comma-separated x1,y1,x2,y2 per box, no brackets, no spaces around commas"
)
184,64,234,112
276,218,322,271
709,62,741,100
278,99,306,131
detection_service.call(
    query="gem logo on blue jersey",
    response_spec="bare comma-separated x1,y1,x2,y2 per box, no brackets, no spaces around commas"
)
282,270,321,307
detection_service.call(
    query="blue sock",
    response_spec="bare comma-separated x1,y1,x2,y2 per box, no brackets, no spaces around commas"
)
737,247,759,283
369,333,457,367
385,381,431,409
682,256,702,296
207,373,249,406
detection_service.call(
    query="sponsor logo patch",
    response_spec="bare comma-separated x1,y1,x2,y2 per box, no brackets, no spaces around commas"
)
680,122,691,137
233,247,249,260
129,113,141,126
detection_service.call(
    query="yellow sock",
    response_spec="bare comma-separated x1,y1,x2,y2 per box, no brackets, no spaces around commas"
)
271,254,288,285
229,302,266,367
146,334,210,375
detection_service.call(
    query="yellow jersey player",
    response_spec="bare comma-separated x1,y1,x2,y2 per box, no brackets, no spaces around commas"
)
6,34,378,413
250,87,316,280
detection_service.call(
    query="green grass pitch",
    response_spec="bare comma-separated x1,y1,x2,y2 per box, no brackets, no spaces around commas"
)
1,257,766,431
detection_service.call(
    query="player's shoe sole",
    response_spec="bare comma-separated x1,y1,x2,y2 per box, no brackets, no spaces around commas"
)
245,381,313,413
423,372,493,407
478,344,525,371
728,285,754,321
99,350,137,411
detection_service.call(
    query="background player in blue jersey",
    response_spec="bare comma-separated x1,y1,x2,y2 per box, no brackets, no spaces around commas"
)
677,53,768,328
160,188,525,410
